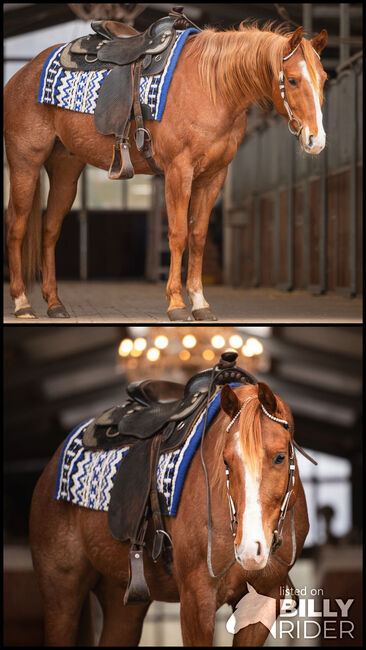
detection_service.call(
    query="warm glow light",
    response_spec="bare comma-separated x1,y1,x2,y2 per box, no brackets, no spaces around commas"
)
242,337,263,357
134,337,147,352
179,349,191,361
182,334,197,349
146,347,160,362
202,349,215,361
130,347,142,357
118,339,133,356
211,334,225,349
154,335,169,350
229,334,243,349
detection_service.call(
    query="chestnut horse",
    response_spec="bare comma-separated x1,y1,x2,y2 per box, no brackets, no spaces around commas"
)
4,22,327,321
30,381,310,646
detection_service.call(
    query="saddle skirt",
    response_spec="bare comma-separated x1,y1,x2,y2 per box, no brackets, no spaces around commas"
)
54,385,238,518
37,28,199,122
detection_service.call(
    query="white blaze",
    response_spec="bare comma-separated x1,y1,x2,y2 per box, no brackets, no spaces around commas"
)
299,60,326,153
234,434,269,567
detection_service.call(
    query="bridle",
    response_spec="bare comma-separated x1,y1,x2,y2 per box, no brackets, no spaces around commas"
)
279,41,321,138
200,379,317,579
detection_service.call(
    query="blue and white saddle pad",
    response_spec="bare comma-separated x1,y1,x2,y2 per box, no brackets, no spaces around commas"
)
38,28,199,121
54,384,240,517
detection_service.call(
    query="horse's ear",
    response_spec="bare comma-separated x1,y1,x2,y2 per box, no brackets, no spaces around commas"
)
221,384,240,419
311,29,328,55
257,381,277,414
285,26,303,57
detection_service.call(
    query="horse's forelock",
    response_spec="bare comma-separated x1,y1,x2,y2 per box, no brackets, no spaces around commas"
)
238,394,262,478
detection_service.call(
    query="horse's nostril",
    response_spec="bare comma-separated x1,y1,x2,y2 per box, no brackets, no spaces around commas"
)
308,135,314,147
256,541,262,556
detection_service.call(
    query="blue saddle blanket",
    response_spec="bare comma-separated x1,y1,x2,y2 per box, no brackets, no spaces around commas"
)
38,28,198,121
54,385,239,516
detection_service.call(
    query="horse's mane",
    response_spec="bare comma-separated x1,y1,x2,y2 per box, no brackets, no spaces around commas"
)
188,21,319,112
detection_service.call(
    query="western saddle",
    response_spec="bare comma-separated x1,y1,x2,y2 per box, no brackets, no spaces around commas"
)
60,7,200,179
83,351,257,604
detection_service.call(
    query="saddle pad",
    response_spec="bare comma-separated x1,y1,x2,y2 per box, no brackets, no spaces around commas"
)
54,385,240,517
38,28,199,121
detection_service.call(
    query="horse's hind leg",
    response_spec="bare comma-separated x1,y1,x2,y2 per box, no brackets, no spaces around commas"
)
42,141,85,317
5,168,46,318
30,454,100,645
95,578,151,646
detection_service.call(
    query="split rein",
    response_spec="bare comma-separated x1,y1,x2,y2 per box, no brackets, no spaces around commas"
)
199,370,317,580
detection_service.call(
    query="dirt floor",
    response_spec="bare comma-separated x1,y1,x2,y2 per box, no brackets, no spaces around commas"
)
3,281,362,324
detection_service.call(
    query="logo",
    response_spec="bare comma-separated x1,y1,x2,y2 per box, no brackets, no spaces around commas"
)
226,583,355,640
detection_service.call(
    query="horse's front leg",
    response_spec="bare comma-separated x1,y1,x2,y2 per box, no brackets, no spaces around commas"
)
164,159,193,321
179,573,217,646
186,168,228,321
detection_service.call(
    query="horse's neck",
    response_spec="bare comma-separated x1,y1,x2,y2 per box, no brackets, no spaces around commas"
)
191,29,279,113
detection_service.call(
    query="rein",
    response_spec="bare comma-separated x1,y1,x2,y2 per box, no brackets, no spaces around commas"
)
200,366,317,579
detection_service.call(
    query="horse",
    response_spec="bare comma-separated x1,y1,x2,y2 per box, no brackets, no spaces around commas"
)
4,21,327,321
30,380,311,646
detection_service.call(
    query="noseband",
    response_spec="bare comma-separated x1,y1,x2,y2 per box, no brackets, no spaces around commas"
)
279,42,321,138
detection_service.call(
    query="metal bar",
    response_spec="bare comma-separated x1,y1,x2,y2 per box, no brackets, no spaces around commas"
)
286,139,295,290
336,50,363,74
349,68,358,295
302,3,313,34
253,192,260,287
319,97,329,294
340,4,351,64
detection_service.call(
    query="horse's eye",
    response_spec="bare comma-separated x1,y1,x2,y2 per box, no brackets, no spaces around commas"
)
288,78,298,87
274,453,286,465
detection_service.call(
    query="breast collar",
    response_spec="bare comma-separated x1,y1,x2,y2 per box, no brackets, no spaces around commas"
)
279,41,321,138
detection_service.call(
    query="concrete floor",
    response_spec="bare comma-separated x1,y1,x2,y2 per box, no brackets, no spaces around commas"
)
3,281,362,324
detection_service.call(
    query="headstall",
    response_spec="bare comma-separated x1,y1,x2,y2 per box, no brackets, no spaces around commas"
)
279,42,321,138
198,354,317,580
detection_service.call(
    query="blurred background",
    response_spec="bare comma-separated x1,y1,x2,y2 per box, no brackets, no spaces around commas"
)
3,325,362,645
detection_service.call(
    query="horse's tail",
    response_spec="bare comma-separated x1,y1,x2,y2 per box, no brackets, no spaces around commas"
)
76,592,96,645
21,175,43,287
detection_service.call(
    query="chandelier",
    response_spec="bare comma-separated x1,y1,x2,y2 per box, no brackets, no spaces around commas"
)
116,326,268,383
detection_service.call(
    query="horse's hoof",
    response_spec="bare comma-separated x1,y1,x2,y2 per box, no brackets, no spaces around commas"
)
47,305,70,318
192,308,217,321
167,308,192,321
14,307,37,319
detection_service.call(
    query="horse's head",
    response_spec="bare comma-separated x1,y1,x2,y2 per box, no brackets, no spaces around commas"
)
220,382,298,571
272,27,328,154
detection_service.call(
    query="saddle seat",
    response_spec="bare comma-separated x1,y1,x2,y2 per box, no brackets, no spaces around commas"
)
91,19,139,39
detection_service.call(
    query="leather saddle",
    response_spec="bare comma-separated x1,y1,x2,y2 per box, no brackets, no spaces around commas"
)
82,352,257,604
59,7,200,180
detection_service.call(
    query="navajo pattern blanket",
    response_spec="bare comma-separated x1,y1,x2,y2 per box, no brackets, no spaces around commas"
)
38,28,199,121
54,385,239,517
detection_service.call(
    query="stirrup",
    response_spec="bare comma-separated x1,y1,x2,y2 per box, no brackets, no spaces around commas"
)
109,136,134,179
123,546,150,604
